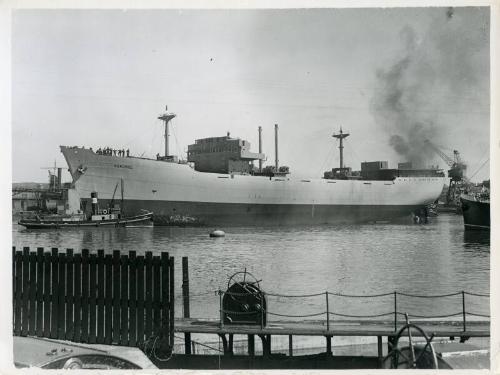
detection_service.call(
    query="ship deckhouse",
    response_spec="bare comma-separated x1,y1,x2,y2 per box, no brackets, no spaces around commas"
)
187,134,265,174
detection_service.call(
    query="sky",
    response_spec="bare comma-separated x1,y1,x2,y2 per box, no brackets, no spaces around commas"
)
11,6,491,183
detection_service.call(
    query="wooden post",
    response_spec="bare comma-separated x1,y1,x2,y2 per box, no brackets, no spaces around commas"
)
377,336,383,368
112,250,121,344
152,255,161,338
144,252,153,341
462,291,467,332
36,248,44,337
28,250,37,335
326,292,330,331
248,334,255,357
96,250,105,344
81,249,89,342
104,254,113,345
219,290,224,328
169,257,175,350
326,336,332,356
57,251,67,339
89,252,97,343
393,291,398,331
136,255,145,347
65,249,74,340
14,248,23,336
129,251,137,347
182,257,191,354
22,247,30,337
73,252,82,342
49,248,59,339
288,335,293,357
120,254,129,346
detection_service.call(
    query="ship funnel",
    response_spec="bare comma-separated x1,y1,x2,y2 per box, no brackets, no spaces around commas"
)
91,192,99,215
274,124,279,172
258,126,263,172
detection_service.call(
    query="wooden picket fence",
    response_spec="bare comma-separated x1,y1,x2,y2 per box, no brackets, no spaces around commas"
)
12,247,174,350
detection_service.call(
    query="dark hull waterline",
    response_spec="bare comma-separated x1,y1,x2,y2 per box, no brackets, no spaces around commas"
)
79,198,425,226
460,196,490,231
18,213,153,229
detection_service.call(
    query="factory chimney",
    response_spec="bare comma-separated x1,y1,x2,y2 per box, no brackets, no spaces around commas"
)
274,124,279,172
258,126,263,172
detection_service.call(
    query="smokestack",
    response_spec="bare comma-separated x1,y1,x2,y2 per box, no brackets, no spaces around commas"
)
91,192,99,215
57,168,62,189
274,124,279,172
258,126,262,172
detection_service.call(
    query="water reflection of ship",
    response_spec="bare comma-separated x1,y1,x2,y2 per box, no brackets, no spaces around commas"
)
463,230,490,246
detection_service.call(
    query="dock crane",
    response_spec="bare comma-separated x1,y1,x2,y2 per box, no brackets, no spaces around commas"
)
424,140,467,206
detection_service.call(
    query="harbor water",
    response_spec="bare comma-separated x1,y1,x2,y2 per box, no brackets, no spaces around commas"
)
12,212,489,323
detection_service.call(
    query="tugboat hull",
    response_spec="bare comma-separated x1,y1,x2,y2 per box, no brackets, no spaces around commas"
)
460,195,490,230
18,212,153,229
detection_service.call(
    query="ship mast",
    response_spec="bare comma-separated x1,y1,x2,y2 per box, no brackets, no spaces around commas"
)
332,127,350,169
158,106,176,158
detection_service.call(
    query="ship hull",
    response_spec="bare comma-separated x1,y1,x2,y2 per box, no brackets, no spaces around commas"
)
460,195,490,230
79,198,425,226
61,146,446,226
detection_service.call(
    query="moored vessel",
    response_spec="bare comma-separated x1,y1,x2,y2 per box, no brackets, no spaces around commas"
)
18,188,153,229
460,193,490,230
60,108,446,226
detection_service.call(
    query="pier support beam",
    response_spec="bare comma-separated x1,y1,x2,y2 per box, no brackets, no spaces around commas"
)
326,336,332,356
218,334,233,355
182,257,191,355
259,334,272,357
248,334,255,357
288,335,293,357
377,336,383,368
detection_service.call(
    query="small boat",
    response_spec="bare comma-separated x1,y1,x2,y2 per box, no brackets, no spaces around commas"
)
18,210,153,229
18,179,153,229
460,193,490,230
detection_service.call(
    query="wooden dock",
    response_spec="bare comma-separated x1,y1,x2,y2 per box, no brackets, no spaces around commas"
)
174,317,489,362
175,317,489,338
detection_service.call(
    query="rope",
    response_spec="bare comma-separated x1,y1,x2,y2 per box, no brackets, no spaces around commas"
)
396,291,462,298
464,291,490,297
216,290,487,299
330,291,394,298
330,311,394,318
264,291,326,298
173,334,224,353
405,312,463,319
221,309,263,316
267,311,327,318
466,312,490,318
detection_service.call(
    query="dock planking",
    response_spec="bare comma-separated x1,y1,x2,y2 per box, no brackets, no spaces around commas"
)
174,317,489,338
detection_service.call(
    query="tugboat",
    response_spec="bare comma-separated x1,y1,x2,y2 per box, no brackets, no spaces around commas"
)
18,187,153,229
460,191,490,230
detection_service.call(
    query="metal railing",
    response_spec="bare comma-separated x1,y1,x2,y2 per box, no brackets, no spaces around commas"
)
216,289,490,332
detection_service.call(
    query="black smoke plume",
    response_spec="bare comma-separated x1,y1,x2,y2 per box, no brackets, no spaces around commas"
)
370,7,489,168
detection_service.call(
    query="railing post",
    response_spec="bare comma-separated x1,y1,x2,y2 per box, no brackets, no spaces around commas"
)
394,291,397,331
325,292,330,331
260,292,265,329
462,291,467,332
219,290,224,329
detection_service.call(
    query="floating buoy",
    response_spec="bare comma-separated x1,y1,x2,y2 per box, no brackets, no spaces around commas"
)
209,230,225,238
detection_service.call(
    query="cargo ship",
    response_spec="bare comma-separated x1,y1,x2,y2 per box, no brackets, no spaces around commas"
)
60,108,446,226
